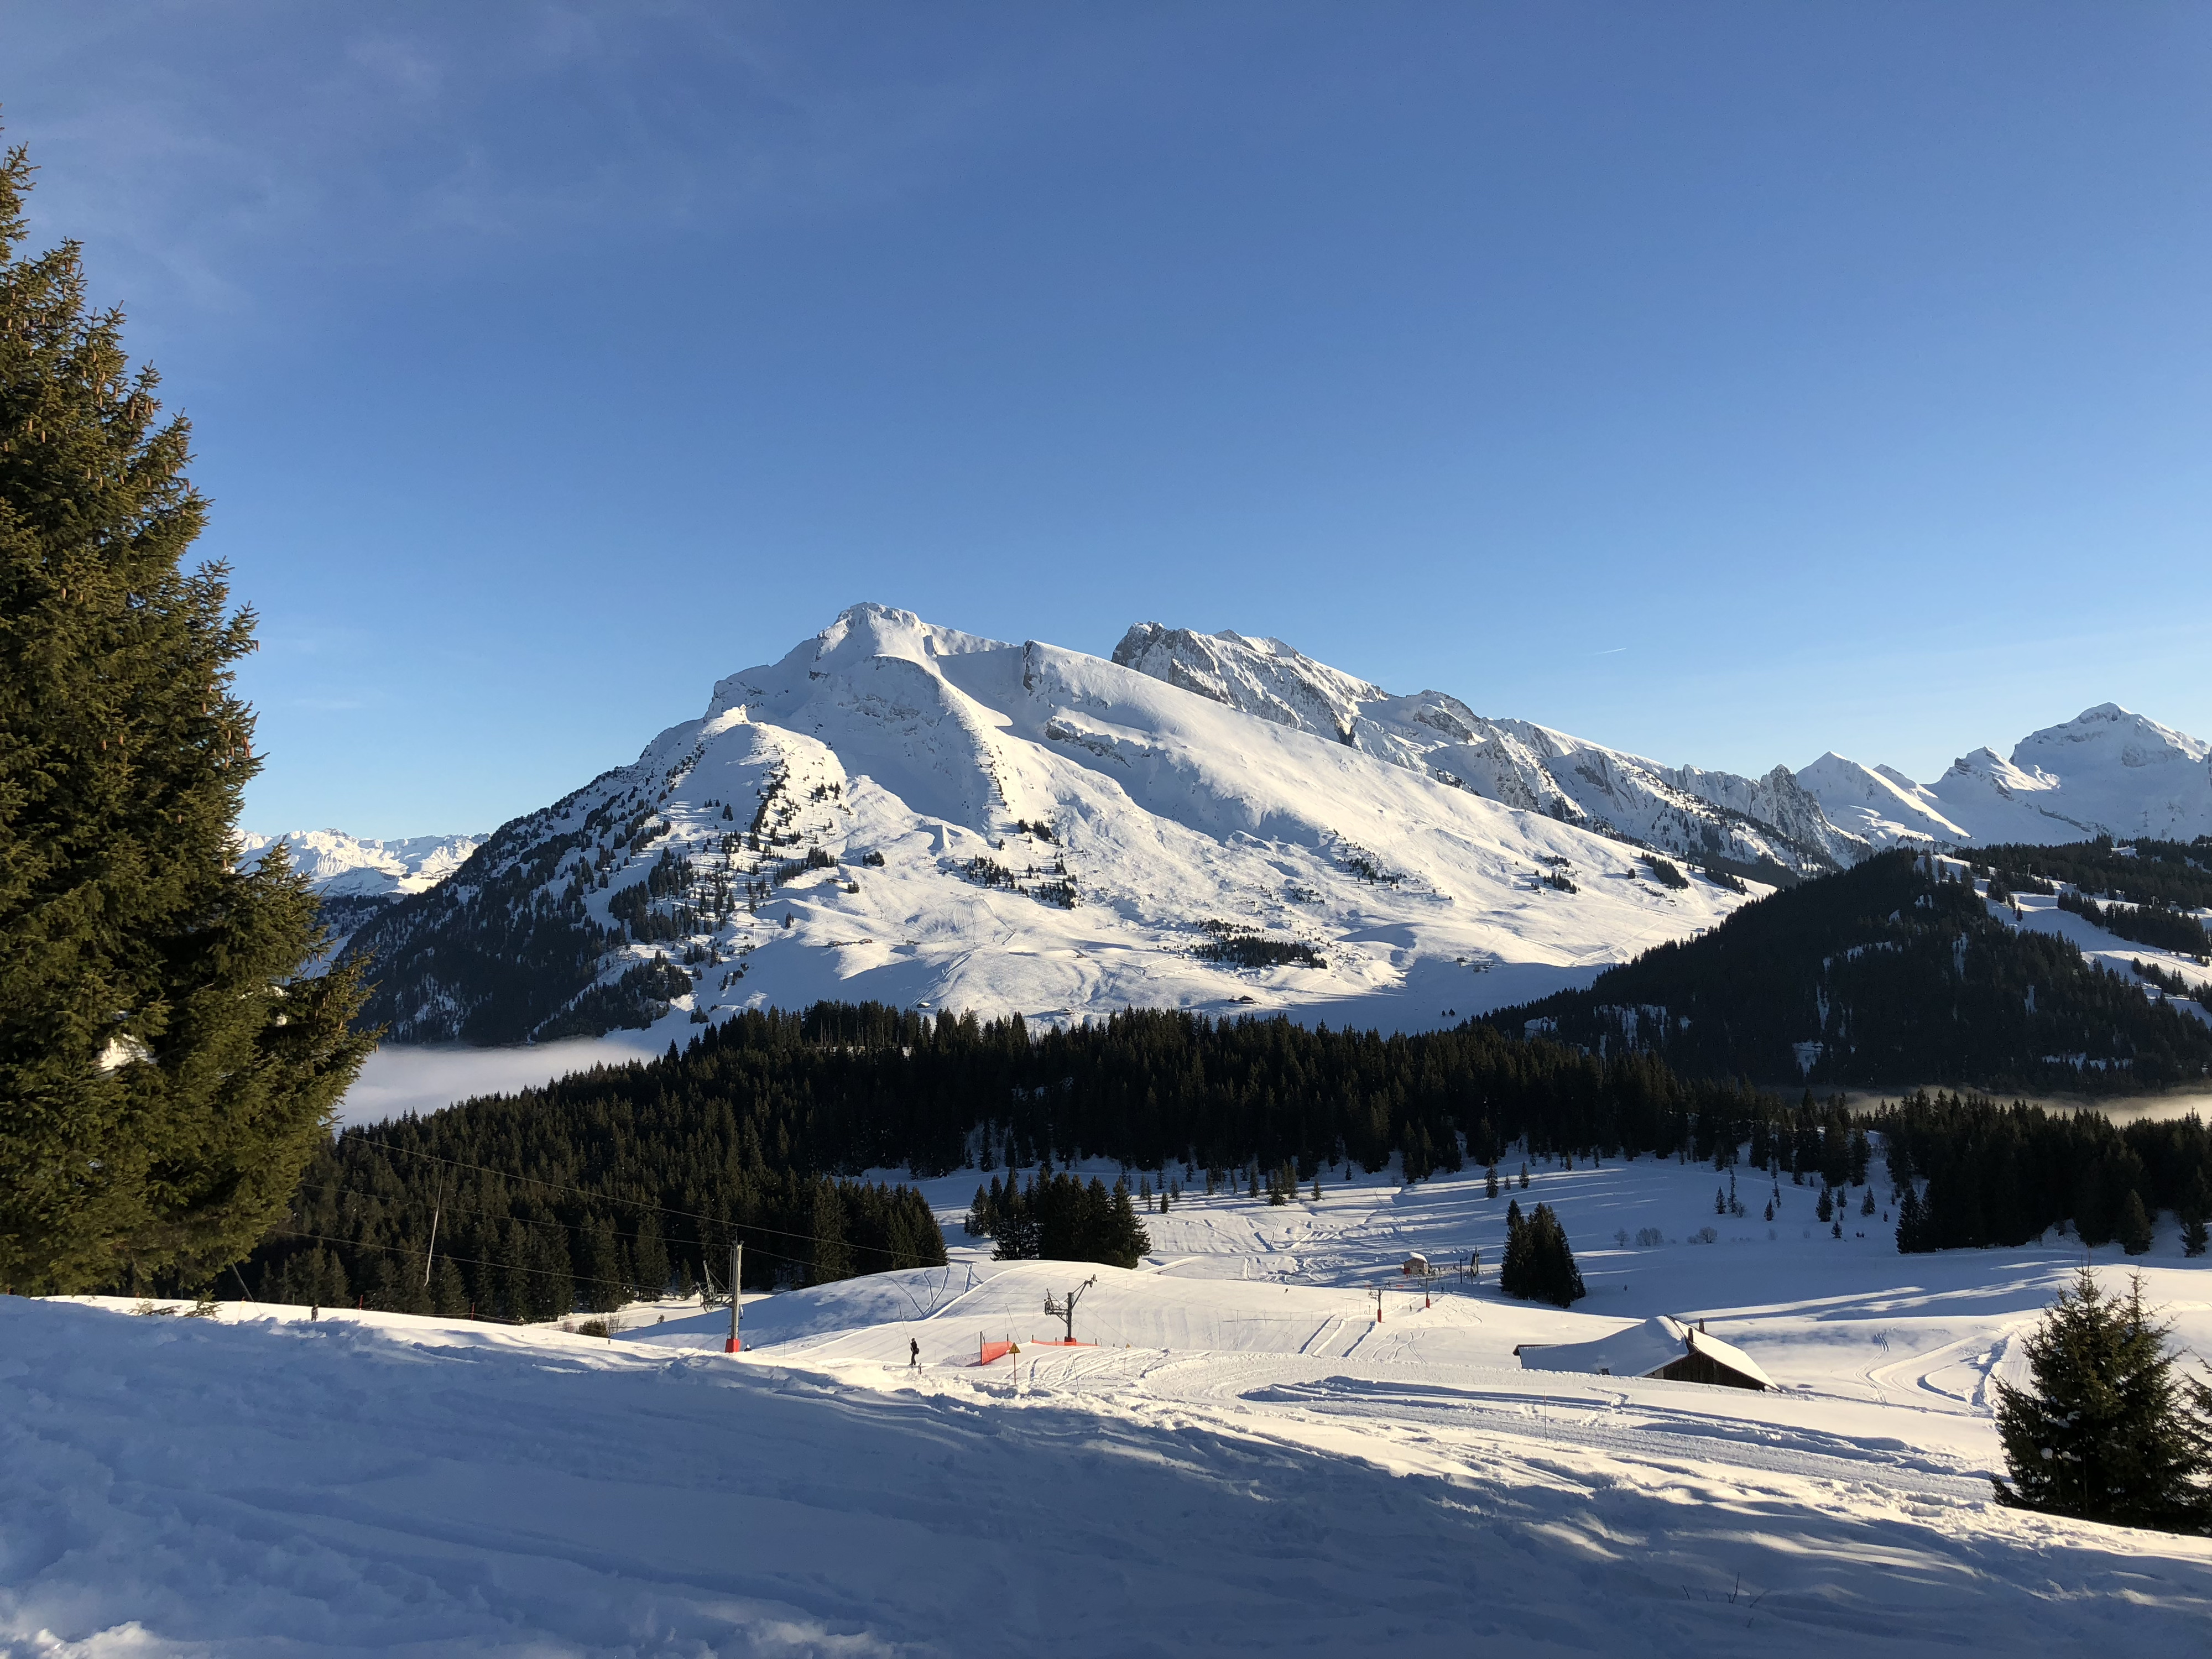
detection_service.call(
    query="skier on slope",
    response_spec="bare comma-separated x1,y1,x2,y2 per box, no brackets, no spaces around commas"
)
909,1337,920,1370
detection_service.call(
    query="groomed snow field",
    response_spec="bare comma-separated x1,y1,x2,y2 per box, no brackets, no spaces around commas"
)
9,1150,2212,1656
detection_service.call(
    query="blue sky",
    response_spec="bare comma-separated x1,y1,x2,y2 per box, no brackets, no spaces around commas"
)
8,3,2208,837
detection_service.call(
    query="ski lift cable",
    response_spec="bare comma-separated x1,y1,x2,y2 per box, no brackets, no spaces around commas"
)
276,1174,830,1275
268,1226,645,1296
352,1135,932,1262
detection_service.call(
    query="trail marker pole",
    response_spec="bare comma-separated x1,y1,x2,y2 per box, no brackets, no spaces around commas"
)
1374,1284,1384,1323
727,1240,743,1353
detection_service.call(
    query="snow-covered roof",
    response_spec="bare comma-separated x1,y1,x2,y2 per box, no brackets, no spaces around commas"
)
1684,1325,1773,1390
1514,1316,1775,1389
1515,1316,1689,1379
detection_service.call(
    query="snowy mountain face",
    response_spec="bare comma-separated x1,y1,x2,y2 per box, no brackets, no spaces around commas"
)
1112,624,1867,877
1799,705,2212,849
237,830,483,898
346,604,1781,1045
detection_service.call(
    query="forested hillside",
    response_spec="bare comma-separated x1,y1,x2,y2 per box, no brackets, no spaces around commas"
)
237,1002,1845,1313
1974,836,2212,909
1488,851,2212,1093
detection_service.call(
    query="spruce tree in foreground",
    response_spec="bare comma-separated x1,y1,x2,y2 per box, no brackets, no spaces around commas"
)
1992,1267,2212,1533
0,138,372,1294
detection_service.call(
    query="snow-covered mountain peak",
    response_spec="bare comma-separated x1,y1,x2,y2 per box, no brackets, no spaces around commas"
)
1798,703,2211,849
1113,620,1865,877
1943,746,2056,796
237,830,483,898
2015,703,2210,771
707,603,1010,721
1792,753,1969,848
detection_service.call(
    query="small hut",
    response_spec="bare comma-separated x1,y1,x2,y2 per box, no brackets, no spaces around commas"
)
1513,1315,1771,1391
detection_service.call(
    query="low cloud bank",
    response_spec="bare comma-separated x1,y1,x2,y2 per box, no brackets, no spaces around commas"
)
336,1035,665,1126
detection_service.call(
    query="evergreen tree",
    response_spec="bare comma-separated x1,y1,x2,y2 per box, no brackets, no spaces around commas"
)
580,1215,626,1312
1500,1200,1583,1307
632,1211,670,1298
1102,1178,1152,1269
0,138,371,1293
523,1221,573,1321
2121,1190,2156,1256
1499,1198,1530,1297
1526,1203,1585,1307
810,1185,854,1285
431,1254,468,1318
2184,1174,2210,1260
1894,1182,1930,1252
1485,1164,1499,1199
1992,1269,2212,1533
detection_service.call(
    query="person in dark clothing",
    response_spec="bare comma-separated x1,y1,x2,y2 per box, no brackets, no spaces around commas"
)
909,1337,920,1370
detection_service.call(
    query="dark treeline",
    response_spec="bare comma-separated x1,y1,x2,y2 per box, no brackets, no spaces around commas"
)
781,1000,1813,1178
234,1040,948,1316
1878,1090,2212,1255
227,1001,1858,1310
227,990,2212,1308
1489,851,2212,1092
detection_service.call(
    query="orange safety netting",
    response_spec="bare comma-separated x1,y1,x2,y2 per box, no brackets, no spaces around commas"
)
975,1337,1096,1365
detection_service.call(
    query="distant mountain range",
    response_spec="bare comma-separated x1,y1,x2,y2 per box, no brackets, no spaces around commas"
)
267,605,2205,1046
238,830,483,898
1111,624,1867,876
1798,705,2212,849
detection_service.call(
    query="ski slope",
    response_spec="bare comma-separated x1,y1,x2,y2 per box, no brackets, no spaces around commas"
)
13,1152,2212,1655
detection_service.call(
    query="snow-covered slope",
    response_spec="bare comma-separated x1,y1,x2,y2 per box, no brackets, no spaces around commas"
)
1794,753,1973,847
1113,624,1869,875
349,604,1782,1044
237,829,482,897
1801,705,2212,849
17,1152,2212,1655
